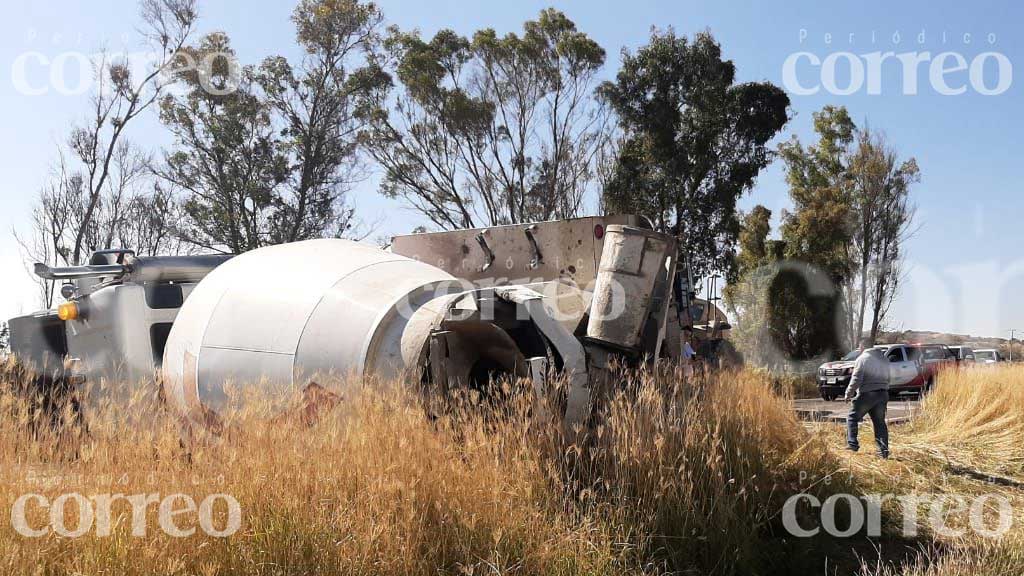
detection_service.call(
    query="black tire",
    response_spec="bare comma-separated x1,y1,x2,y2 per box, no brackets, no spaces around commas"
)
821,390,836,402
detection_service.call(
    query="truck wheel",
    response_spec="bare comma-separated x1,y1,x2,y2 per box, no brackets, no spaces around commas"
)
820,390,836,401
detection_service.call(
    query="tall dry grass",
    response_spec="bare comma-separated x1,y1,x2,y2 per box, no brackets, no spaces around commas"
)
580,368,843,573
904,365,1024,477
842,365,1024,576
0,358,851,576
4,359,1024,575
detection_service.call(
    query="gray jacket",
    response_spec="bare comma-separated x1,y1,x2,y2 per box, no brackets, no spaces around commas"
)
844,348,890,399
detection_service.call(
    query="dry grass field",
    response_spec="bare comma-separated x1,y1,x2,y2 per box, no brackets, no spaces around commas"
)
1,358,1022,575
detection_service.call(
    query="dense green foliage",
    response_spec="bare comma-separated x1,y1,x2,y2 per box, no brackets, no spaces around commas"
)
599,29,790,280
727,106,918,365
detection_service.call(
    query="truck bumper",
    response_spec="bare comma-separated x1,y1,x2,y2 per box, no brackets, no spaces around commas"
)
818,376,851,395
889,384,924,396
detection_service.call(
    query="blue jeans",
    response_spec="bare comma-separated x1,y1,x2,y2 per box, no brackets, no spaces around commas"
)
847,390,889,455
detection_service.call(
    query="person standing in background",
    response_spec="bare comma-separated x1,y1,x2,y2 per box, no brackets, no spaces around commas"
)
682,337,696,378
844,339,891,459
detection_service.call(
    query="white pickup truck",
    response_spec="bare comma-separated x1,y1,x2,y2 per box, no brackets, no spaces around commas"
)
817,343,954,401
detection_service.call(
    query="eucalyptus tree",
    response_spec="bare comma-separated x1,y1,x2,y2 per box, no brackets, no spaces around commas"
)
157,0,382,252
357,9,610,229
600,29,790,280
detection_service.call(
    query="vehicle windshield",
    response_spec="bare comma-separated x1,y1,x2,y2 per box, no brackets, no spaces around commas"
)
976,350,997,361
842,350,862,361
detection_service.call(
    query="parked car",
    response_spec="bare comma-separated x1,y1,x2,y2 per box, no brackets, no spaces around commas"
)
909,344,957,389
817,343,952,401
973,348,1004,364
948,346,976,365
817,350,861,401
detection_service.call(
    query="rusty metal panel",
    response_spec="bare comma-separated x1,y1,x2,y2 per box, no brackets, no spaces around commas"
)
391,215,642,289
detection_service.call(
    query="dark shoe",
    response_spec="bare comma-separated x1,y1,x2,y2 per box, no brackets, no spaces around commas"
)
879,452,890,459
846,446,859,452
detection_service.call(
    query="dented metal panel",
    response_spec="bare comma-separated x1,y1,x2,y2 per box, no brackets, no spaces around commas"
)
586,225,674,352
391,215,643,289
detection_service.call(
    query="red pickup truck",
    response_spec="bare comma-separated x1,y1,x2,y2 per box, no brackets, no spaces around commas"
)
817,343,956,401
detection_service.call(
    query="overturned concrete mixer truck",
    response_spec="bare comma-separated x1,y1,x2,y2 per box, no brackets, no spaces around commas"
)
9,215,688,430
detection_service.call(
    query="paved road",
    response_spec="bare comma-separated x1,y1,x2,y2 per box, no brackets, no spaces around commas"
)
793,397,921,424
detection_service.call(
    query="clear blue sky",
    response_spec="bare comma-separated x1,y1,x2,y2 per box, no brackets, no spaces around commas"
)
2,0,1022,339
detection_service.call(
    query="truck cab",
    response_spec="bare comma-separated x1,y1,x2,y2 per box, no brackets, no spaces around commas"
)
8,250,231,396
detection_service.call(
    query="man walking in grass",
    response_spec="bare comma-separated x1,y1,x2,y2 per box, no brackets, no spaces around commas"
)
844,339,891,458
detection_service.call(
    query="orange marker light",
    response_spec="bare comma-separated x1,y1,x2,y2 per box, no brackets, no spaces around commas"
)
57,302,79,321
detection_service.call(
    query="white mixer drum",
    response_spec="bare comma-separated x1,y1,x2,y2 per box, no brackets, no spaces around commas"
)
161,239,461,419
